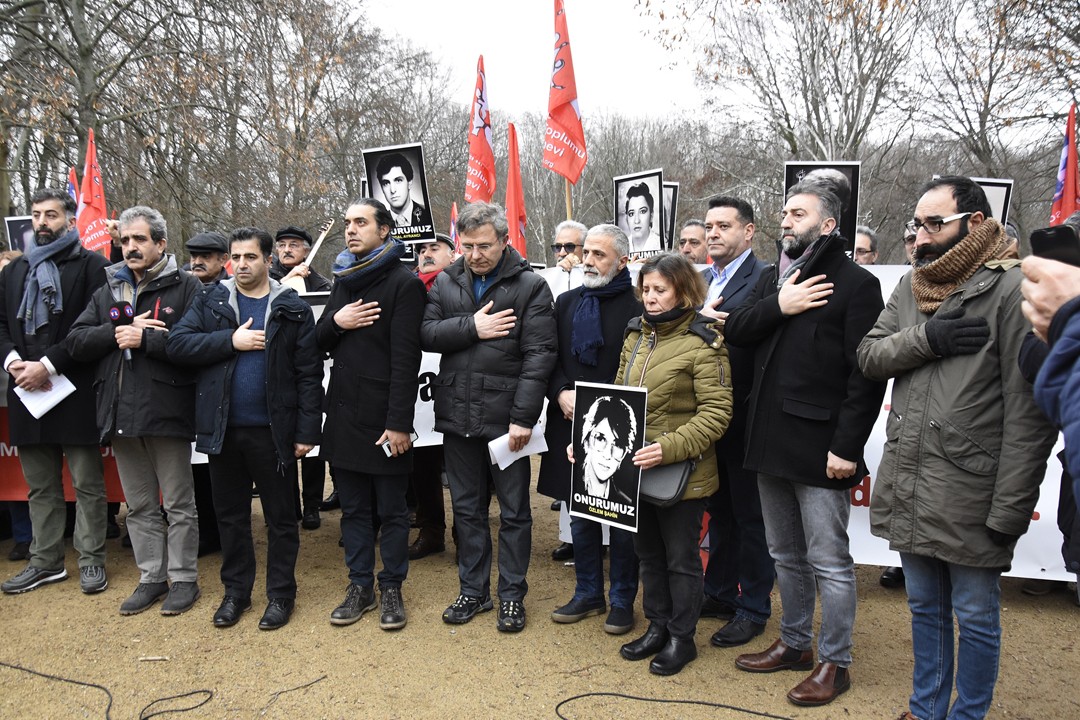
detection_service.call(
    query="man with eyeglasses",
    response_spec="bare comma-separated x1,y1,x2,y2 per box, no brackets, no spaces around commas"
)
271,226,332,293
853,226,878,265
551,220,586,272
421,201,556,633
678,220,709,264
858,176,1057,720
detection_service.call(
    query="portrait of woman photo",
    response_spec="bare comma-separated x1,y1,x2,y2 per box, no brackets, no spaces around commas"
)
576,395,638,504
622,182,662,254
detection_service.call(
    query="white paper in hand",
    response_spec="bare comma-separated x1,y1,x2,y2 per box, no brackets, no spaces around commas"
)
487,424,547,471
14,374,76,419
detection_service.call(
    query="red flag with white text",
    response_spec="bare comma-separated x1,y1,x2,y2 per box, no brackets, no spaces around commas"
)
77,129,110,254
506,123,527,258
543,0,588,184
450,201,461,254
466,56,496,203
1051,103,1079,226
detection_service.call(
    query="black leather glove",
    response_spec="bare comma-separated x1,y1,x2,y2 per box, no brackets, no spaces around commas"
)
924,308,990,357
986,526,1020,547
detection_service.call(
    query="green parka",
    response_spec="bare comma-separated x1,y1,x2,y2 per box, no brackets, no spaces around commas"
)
615,309,732,500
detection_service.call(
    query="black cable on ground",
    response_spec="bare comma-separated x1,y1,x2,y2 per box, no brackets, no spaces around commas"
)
0,659,115,718
139,690,213,719
554,691,795,720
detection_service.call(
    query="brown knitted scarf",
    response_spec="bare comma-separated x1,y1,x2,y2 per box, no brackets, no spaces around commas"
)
910,218,1007,313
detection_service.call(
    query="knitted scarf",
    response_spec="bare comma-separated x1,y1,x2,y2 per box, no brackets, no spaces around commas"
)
911,219,1007,313
17,228,81,334
571,267,632,367
332,240,406,292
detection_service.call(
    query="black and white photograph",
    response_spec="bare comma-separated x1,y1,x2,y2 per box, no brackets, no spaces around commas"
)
3,215,32,253
663,181,679,249
785,161,861,255
613,169,665,255
569,382,648,533
972,176,1014,226
363,142,435,244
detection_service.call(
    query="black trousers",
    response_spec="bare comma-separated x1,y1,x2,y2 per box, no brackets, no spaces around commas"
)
209,427,299,600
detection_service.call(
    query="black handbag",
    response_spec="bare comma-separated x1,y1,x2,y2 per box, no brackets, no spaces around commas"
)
639,459,694,507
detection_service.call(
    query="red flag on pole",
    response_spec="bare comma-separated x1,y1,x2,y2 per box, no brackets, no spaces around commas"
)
1051,103,1079,226
450,201,461,255
67,167,79,205
505,123,527,259
77,129,110,254
465,56,496,203
543,0,588,184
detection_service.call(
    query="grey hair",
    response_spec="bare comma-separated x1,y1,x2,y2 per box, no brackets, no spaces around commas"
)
681,219,706,232
119,206,168,242
457,201,509,241
787,180,842,226
800,168,851,211
855,225,878,252
587,223,630,258
555,220,587,244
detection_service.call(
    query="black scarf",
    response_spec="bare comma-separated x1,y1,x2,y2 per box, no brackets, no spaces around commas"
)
571,268,632,367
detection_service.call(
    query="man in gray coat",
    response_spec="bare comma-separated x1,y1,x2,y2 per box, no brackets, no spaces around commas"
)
857,176,1057,720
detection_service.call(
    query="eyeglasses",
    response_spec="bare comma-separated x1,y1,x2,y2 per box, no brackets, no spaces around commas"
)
587,431,627,458
461,243,495,254
551,243,577,253
904,212,971,236
854,248,875,256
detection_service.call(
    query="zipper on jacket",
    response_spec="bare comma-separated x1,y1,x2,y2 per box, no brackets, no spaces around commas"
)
635,330,658,387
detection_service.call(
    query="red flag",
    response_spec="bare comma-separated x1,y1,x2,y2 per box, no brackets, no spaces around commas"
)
450,201,461,255
66,167,79,205
465,56,496,203
505,123,527,259
543,0,588,184
77,129,110,254
1051,103,1079,226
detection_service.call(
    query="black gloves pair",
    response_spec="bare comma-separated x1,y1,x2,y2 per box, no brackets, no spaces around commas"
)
925,308,990,357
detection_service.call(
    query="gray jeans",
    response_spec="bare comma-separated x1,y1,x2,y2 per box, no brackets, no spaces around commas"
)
757,473,856,666
113,436,198,583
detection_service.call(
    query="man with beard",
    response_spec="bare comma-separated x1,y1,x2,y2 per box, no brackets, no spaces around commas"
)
858,176,1056,720
0,188,110,596
537,224,641,635
408,233,456,560
724,180,886,707
271,226,332,293
696,196,775,649
68,206,203,616
186,232,230,285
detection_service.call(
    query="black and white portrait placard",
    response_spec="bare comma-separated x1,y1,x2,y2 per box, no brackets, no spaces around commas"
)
569,382,648,532
363,143,436,245
663,181,679,250
784,161,861,255
614,169,665,257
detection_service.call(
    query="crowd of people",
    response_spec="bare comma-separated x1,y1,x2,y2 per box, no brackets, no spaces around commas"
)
2,175,1078,719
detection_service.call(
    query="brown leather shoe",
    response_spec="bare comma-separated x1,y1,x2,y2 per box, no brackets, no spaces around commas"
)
735,638,814,673
408,534,445,560
786,662,851,706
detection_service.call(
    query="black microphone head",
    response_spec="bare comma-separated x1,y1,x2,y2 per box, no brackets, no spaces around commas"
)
109,301,135,327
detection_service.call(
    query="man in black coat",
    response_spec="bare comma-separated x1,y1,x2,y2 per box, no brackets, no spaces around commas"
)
0,188,109,596
537,224,641,636
421,201,557,633
697,195,775,649
166,227,323,631
316,199,425,632
68,206,202,617
724,180,886,707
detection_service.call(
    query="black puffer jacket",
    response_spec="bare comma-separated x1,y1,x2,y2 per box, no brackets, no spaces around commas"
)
165,279,323,467
67,255,201,443
421,246,557,440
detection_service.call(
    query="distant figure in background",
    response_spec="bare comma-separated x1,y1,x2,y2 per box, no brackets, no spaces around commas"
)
854,226,878,265
678,220,708,265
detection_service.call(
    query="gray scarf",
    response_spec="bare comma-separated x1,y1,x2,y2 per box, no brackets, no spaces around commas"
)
17,228,81,335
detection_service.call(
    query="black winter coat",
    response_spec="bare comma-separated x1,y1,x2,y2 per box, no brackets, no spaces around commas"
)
724,234,886,488
0,244,109,446
165,279,323,467
536,282,641,500
421,246,557,440
316,260,425,475
67,256,201,443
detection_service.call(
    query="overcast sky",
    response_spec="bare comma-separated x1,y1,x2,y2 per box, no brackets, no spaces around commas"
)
362,0,701,119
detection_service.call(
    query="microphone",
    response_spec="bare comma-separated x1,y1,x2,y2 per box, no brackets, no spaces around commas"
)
108,301,136,365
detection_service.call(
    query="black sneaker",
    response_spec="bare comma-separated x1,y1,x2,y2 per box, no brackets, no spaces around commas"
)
551,596,605,623
330,583,377,626
2,565,68,594
119,582,169,615
603,605,635,635
379,585,407,630
79,565,108,594
497,599,526,633
442,593,493,624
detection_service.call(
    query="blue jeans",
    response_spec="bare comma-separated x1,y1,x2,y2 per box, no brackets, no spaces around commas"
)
900,553,1002,720
568,515,638,609
336,467,410,589
757,474,855,666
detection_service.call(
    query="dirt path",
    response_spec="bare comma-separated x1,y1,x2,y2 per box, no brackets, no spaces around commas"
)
1,473,1077,719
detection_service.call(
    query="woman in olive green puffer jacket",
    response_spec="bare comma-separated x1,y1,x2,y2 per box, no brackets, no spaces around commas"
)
614,253,732,677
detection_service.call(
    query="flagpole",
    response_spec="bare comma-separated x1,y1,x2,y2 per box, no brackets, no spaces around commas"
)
564,179,572,221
